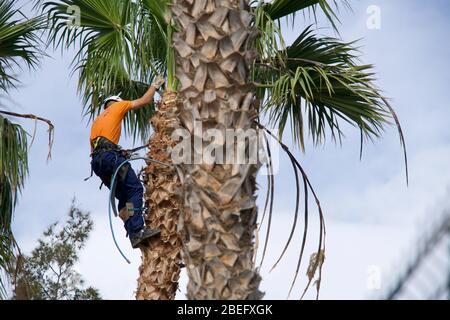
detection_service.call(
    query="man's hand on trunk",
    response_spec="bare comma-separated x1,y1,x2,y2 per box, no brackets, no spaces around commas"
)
151,75,165,90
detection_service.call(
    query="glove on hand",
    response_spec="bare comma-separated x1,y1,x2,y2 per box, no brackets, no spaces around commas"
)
151,75,165,90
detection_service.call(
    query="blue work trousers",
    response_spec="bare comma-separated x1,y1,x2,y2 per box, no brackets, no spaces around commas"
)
91,150,144,237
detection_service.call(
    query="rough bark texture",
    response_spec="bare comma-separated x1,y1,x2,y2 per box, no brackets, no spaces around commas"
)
172,0,263,299
135,91,183,300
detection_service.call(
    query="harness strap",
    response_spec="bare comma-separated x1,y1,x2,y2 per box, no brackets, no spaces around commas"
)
126,144,149,154
90,136,121,157
84,168,94,181
85,137,121,183
92,136,102,150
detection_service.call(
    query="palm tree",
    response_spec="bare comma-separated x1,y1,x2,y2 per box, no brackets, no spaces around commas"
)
170,0,406,300
42,0,406,300
0,0,51,298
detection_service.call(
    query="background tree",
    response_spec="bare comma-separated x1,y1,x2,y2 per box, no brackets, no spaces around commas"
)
0,0,52,298
12,199,101,300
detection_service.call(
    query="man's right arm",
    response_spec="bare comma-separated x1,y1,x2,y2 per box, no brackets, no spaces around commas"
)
131,76,165,110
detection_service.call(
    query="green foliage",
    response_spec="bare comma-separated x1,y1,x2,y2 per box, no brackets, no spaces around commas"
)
0,0,45,90
138,0,177,90
12,199,101,300
0,116,28,203
251,2,405,156
259,0,349,28
256,26,391,149
140,0,170,26
45,1,136,107
41,0,183,141
0,0,46,298
41,0,401,149
0,117,28,295
43,0,171,142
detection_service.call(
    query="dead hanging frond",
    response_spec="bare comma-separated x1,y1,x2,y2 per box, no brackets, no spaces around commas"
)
301,250,325,300
356,91,409,186
380,96,409,186
258,130,274,233
269,137,303,273
29,117,38,149
256,121,326,300
0,110,54,161
258,130,275,269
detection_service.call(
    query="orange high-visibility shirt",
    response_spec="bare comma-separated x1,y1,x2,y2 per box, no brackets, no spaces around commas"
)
90,101,132,147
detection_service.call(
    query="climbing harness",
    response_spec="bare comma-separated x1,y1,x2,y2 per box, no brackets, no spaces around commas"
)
84,137,121,181
84,138,150,182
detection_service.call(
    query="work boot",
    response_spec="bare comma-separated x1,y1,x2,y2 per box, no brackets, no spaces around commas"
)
130,228,161,248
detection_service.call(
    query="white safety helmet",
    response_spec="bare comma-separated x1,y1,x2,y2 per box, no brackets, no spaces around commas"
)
103,94,123,109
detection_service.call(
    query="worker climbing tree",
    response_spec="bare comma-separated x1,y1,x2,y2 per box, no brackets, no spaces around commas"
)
89,76,165,249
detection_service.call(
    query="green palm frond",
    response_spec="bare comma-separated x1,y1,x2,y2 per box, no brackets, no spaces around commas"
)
254,3,286,65
0,115,28,299
43,0,169,141
0,116,27,236
45,0,134,96
133,0,171,90
257,26,393,151
0,110,54,300
138,0,175,90
0,0,47,299
45,0,132,51
256,0,350,29
0,116,28,196
0,205,16,299
134,3,167,76
252,0,347,80
140,0,170,29
0,174,21,300
0,0,45,91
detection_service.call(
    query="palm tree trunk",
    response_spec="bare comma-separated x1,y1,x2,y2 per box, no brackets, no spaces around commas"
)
136,91,183,300
172,0,263,299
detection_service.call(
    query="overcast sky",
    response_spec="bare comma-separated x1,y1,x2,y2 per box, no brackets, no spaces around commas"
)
7,0,450,299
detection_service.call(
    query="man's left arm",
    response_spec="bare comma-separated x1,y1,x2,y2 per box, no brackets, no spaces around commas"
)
130,76,165,110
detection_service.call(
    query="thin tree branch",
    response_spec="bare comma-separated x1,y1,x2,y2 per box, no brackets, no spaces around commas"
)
0,110,54,161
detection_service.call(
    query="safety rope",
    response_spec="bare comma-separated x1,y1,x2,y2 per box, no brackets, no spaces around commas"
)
108,155,173,264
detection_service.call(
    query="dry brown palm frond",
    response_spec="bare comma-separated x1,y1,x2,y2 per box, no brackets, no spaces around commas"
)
256,122,326,300
301,250,325,300
258,130,274,269
257,130,274,234
0,110,54,161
